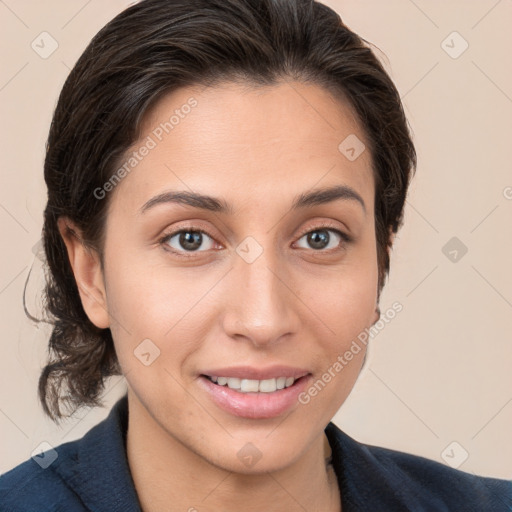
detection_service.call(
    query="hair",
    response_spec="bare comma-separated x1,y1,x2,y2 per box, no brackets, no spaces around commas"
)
34,0,416,420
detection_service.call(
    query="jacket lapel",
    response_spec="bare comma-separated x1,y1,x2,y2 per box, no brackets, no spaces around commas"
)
54,395,142,512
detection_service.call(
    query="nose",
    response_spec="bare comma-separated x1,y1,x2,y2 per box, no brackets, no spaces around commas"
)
221,240,301,348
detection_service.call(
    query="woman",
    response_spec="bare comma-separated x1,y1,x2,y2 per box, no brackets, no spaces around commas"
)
1,0,510,510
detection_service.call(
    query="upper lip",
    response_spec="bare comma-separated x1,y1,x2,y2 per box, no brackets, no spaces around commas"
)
201,365,311,380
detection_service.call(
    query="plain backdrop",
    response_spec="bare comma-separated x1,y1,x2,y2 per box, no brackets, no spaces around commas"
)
1,0,511,479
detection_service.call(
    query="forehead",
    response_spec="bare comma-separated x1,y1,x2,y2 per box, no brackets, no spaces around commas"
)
108,80,374,217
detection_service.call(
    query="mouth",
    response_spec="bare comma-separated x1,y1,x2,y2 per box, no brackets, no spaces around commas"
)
197,368,312,419
202,374,307,393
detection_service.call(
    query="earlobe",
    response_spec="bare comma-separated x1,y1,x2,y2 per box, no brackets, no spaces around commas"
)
388,227,396,253
372,306,380,325
57,217,110,329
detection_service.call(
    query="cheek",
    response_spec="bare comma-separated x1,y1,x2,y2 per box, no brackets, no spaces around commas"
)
301,252,378,339
103,252,218,366
296,261,378,410
298,247,378,401
103,260,203,412
315,278,375,374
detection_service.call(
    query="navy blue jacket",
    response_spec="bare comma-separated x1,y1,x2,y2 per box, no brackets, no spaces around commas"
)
1,395,511,511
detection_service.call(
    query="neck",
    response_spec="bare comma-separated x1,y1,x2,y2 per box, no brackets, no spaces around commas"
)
126,392,341,512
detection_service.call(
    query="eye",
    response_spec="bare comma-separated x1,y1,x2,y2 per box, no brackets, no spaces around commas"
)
161,228,217,256
159,222,352,259
294,224,351,252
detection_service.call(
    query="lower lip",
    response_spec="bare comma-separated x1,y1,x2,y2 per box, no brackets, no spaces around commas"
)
198,375,312,419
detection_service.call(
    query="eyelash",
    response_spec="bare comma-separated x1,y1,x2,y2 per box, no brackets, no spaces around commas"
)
158,222,353,259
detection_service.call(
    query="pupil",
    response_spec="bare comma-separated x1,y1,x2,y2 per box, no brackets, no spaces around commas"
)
308,230,329,249
180,231,202,251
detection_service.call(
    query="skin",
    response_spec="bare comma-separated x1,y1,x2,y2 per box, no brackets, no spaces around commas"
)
59,80,383,512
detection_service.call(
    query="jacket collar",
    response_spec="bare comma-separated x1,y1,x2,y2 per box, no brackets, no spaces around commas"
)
326,420,387,510
54,395,142,512
325,421,429,510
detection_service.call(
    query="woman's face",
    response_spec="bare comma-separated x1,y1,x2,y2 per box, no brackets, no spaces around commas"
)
97,81,379,472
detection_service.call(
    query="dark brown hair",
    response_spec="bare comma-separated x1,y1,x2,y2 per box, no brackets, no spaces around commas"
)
35,0,416,420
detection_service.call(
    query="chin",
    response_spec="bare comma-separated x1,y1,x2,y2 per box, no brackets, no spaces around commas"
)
208,440,305,475
198,419,321,475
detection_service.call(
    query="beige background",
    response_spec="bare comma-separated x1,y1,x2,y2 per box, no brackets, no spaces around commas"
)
1,0,511,479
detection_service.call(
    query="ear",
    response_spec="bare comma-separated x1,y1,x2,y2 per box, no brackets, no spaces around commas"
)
388,226,396,252
371,307,380,325
57,217,110,329
374,226,396,323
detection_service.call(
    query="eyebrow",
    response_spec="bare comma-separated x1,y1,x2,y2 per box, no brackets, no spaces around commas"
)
139,184,366,216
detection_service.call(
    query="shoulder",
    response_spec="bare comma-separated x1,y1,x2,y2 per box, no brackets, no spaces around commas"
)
0,395,140,512
366,442,511,507
0,440,85,512
325,422,512,511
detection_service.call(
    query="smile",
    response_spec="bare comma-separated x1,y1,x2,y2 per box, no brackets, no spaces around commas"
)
205,375,301,393
198,368,312,419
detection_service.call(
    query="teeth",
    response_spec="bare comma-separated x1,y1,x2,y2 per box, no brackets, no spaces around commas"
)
209,375,298,393
259,378,276,393
241,379,260,392
227,377,241,389
276,377,286,389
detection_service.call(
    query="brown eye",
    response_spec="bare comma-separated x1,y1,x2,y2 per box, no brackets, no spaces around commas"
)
295,227,350,252
162,229,216,254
